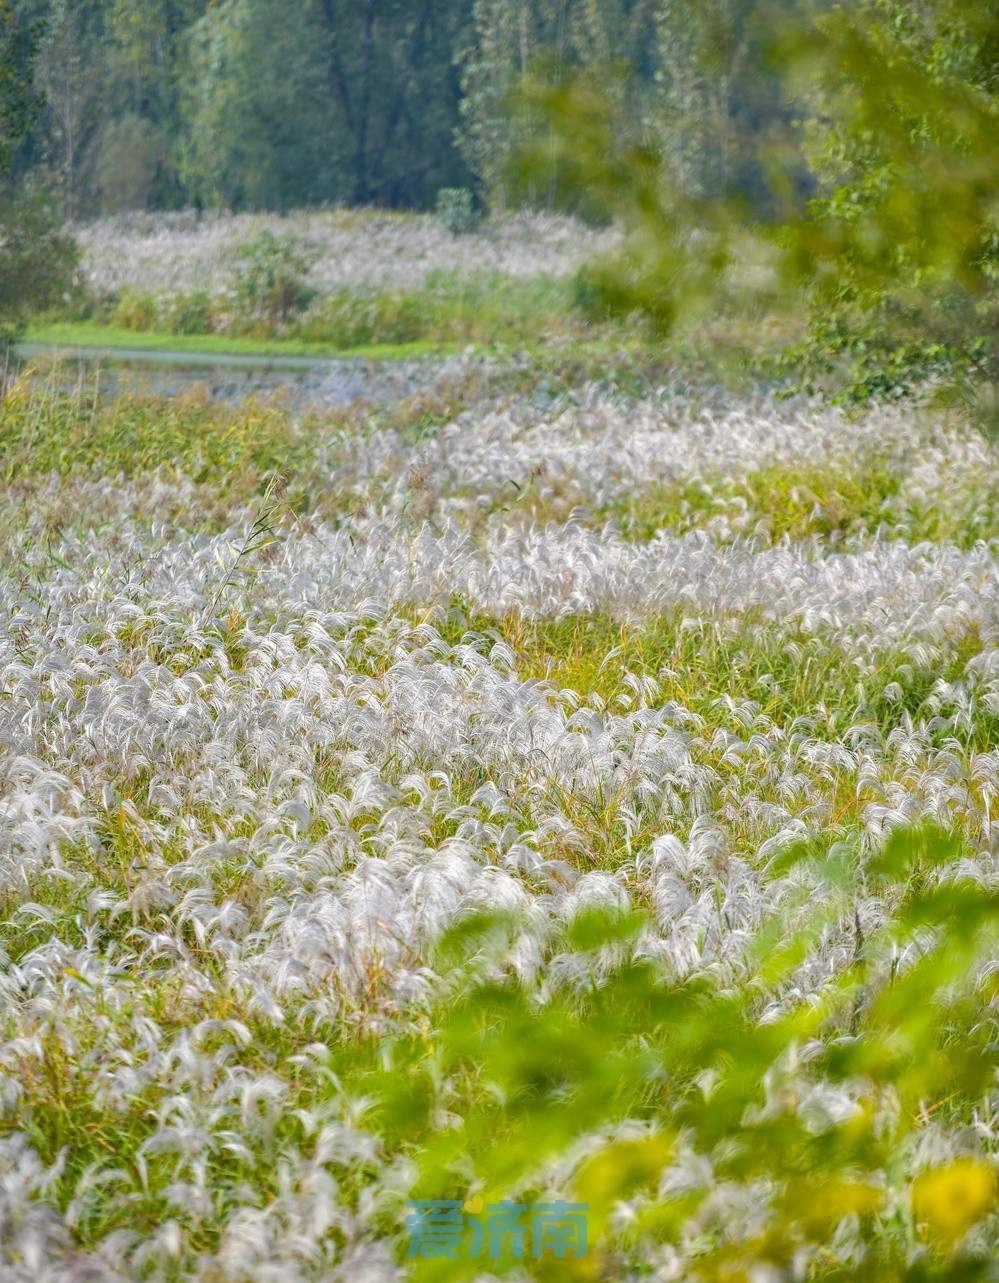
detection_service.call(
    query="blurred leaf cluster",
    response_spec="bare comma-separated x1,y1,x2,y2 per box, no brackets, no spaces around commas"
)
339,825,999,1279
518,0,999,419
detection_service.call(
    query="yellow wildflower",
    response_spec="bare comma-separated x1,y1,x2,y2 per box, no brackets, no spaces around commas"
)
912,1159,997,1248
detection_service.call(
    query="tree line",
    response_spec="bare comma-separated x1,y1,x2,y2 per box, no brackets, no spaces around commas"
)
6,0,799,218
2,0,996,413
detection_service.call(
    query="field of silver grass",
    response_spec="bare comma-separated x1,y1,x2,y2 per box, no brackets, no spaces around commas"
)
2,376,999,1280
73,210,619,300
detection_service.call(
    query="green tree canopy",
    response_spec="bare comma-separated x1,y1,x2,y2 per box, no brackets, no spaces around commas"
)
181,0,474,212
0,0,78,342
0,0,44,172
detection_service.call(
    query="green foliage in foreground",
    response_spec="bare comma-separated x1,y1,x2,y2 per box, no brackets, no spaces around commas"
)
376,828,999,1279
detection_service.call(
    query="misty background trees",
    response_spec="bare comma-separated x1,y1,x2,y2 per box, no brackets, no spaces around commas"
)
6,0,802,218
0,0,76,339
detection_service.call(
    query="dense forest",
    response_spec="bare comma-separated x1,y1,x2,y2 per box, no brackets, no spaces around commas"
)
7,0,797,217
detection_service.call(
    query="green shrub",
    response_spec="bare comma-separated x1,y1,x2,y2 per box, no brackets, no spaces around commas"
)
0,186,79,342
294,288,428,347
435,187,481,235
767,287,996,405
571,264,617,321
228,229,318,330
110,289,217,336
158,289,216,336
110,289,158,332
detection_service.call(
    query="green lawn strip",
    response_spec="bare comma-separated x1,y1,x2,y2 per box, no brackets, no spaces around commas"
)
22,321,657,366
22,322,461,362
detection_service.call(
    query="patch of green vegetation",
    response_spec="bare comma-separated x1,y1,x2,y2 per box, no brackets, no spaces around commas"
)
434,606,992,747
291,270,583,349
593,459,998,549
601,461,903,544
0,372,493,516
0,383,315,488
0,877,94,963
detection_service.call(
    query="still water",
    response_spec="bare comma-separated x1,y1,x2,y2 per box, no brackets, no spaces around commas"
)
14,341,465,408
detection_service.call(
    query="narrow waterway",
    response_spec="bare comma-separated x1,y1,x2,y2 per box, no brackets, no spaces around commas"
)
14,340,474,408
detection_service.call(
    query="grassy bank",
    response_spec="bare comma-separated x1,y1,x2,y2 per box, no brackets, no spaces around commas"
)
22,321,461,362
37,269,594,355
